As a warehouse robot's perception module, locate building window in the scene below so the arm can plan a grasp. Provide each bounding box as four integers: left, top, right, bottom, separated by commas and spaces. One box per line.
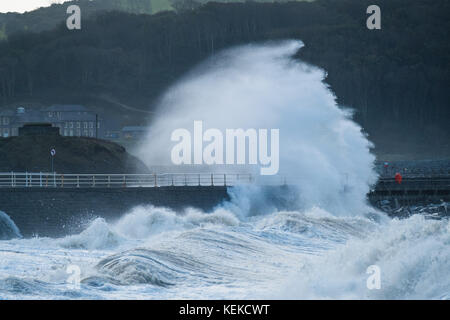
76, 129, 81, 136
77, 122, 81, 128
64, 129, 68, 136
83, 130, 88, 136
70, 122, 74, 128
97, 122, 100, 129
3, 128, 9, 137
3, 117, 9, 125
89, 122, 94, 129
89, 129, 94, 137
48, 112, 52, 117
84, 122, 88, 129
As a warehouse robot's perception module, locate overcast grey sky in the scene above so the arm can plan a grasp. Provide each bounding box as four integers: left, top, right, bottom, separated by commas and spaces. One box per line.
0, 1, 71, 13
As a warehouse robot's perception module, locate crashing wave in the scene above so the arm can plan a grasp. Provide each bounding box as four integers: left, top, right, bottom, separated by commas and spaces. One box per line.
0, 211, 22, 240
58, 218, 124, 250
92, 248, 192, 286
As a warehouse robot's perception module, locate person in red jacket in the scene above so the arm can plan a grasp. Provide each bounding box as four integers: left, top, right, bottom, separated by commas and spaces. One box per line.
395, 172, 402, 184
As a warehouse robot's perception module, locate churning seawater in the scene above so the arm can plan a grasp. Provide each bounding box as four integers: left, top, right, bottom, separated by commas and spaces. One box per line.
0, 201, 449, 300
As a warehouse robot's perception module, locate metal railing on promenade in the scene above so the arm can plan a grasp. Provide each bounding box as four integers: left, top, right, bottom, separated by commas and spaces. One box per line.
1, 172, 449, 191
375, 176, 450, 191
0, 172, 254, 188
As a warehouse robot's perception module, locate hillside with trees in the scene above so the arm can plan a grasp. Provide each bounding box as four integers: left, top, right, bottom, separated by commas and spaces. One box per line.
0, 0, 449, 159
0, 0, 163, 38
0, 0, 309, 38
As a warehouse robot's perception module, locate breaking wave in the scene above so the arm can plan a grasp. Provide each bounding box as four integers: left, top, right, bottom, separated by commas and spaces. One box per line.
58, 205, 239, 250
137, 40, 378, 216
0, 211, 21, 240
275, 215, 450, 299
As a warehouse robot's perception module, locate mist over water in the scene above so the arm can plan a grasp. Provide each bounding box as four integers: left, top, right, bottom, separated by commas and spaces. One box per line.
137, 40, 378, 216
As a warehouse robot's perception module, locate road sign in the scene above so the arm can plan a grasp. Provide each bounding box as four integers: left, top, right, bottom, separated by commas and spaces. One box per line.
50, 148, 56, 157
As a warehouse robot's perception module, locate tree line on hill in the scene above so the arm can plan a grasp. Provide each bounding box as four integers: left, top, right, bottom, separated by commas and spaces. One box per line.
0, 0, 449, 158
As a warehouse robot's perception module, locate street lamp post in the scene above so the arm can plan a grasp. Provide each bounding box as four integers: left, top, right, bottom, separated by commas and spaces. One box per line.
50, 148, 56, 172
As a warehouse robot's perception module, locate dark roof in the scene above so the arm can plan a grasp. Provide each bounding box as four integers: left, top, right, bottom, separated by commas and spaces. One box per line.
43, 104, 89, 112
22, 123, 53, 127
56, 113, 97, 121
13, 110, 43, 123
1, 106, 101, 126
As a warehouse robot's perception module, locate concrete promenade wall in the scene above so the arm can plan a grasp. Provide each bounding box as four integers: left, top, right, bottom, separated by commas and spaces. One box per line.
0, 187, 229, 237
1, 180, 448, 238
